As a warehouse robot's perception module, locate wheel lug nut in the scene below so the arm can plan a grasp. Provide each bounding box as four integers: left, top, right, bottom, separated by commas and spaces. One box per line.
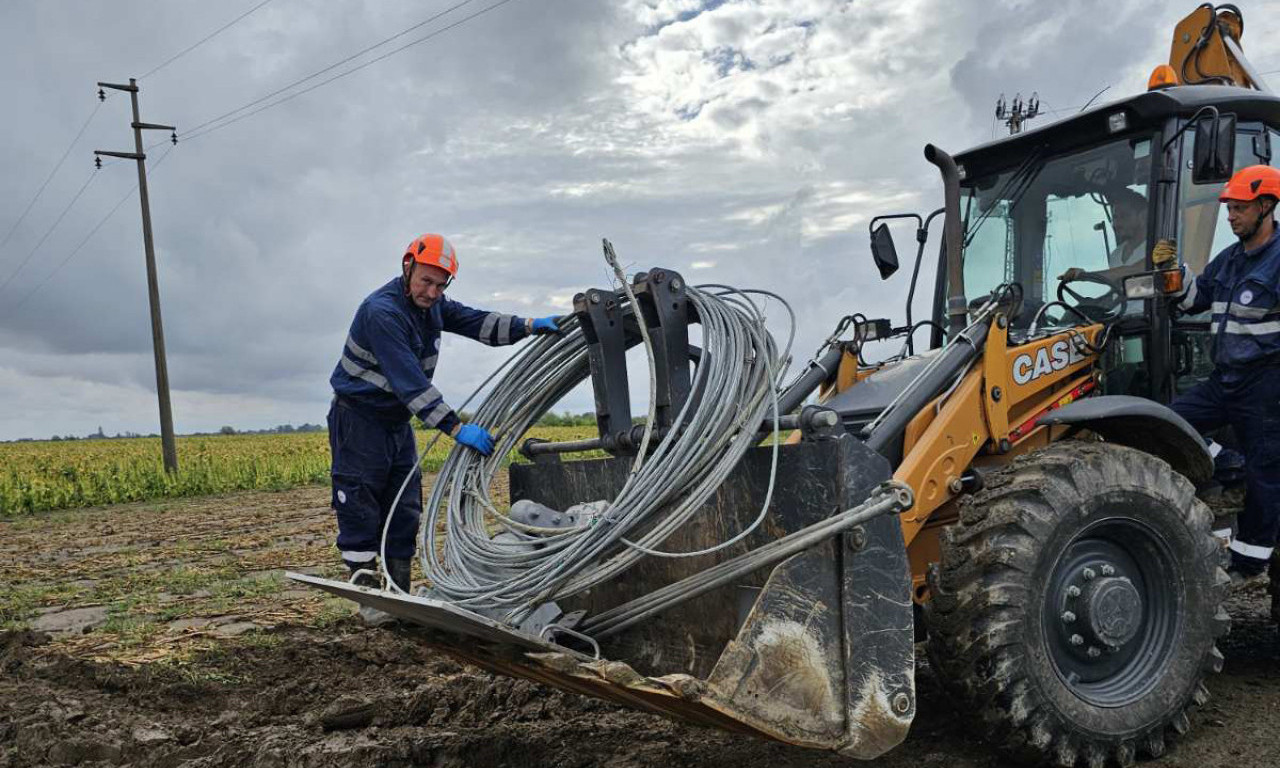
1061, 611, 1076, 623
1067, 586, 1081, 598
1082, 567, 1096, 581
1100, 565, 1115, 576
1087, 646, 1101, 658
1070, 634, 1084, 646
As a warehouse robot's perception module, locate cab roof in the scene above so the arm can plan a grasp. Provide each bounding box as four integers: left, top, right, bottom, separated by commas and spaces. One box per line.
954, 85, 1280, 180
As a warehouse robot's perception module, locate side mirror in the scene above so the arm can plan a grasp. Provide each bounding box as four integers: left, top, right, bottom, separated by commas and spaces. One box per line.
870, 222, 900, 280
1192, 112, 1237, 184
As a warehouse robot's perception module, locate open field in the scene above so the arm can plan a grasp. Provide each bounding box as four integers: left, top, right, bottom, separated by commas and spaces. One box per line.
3, 480, 1280, 767
0, 426, 596, 516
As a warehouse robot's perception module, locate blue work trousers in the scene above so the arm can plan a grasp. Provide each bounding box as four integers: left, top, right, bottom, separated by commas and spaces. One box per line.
327, 398, 422, 562
1171, 368, 1280, 566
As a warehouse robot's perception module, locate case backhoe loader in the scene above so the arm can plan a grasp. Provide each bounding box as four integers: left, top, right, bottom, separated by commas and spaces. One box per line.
292, 5, 1278, 766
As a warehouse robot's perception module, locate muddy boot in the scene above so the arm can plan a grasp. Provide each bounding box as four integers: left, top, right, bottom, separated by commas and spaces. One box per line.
344, 560, 380, 588
1228, 551, 1269, 591
345, 560, 395, 628
387, 558, 413, 594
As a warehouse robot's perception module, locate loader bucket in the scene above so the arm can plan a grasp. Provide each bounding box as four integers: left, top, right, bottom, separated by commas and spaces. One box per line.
288, 434, 916, 759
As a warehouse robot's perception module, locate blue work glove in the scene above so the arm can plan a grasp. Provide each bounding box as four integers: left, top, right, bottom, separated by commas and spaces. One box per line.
530, 316, 563, 336
454, 423, 494, 456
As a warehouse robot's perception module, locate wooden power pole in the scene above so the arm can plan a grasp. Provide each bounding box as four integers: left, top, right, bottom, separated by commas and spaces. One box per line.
94, 79, 180, 473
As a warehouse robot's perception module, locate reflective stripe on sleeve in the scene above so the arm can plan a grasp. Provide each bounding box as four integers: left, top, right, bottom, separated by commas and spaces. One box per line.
1226, 303, 1280, 320
1228, 538, 1274, 560
1180, 278, 1199, 311
407, 385, 442, 415
340, 355, 392, 391
341, 550, 378, 563
1213, 527, 1233, 541
1223, 319, 1280, 336
421, 402, 453, 428
480, 313, 499, 344
345, 335, 378, 364
420, 354, 438, 372
497, 314, 513, 344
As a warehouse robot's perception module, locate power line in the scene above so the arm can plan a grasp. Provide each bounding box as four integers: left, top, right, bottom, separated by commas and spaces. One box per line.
0, 170, 100, 298
182, 0, 517, 142
0, 100, 103, 252
139, 0, 278, 80
181, 0, 480, 136
7, 144, 176, 316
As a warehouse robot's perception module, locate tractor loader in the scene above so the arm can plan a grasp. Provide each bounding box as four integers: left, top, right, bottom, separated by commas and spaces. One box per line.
291, 5, 1278, 766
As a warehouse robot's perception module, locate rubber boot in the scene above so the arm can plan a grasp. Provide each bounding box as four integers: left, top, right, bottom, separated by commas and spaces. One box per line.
345, 560, 395, 627
344, 559, 380, 588
387, 558, 413, 594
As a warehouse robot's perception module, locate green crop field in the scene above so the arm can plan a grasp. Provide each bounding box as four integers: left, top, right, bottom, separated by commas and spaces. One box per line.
0, 426, 597, 517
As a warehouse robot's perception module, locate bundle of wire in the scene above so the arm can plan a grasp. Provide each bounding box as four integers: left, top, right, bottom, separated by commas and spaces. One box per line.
413, 275, 794, 623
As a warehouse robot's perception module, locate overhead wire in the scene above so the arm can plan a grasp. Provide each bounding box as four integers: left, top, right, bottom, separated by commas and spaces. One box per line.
139, 0, 278, 80
0, 99, 103, 253
0, 170, 100, 299
183, 0, 491, 140
5, 144, 177, 316
180, 0, 518, 143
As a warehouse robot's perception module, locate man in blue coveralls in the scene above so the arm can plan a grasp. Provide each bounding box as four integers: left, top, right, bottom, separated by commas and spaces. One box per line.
1172, 165, 1280, 584
328, 233, 561, 603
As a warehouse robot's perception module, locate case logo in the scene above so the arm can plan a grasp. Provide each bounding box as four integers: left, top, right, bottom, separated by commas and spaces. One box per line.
1012, 340, 1087, 385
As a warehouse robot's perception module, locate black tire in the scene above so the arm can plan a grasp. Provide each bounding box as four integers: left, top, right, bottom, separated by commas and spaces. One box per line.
925, 442, 1230, 767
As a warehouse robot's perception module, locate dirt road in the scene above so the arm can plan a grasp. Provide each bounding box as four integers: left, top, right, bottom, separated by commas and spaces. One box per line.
2, 485, 1279, 767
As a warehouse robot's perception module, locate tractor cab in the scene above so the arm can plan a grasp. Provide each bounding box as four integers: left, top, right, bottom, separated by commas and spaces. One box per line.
919, 85, 1280, 404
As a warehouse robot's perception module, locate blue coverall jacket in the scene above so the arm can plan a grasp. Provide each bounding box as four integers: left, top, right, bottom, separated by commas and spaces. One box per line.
1180, 230, 1280, 377
1172, 229, 1280, 565
327, 277, 530, 563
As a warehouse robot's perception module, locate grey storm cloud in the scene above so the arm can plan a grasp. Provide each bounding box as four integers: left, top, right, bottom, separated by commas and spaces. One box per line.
1, 0, 1277, 440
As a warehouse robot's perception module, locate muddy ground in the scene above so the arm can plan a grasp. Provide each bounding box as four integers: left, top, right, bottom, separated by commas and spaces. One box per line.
3, 484, 1280, 768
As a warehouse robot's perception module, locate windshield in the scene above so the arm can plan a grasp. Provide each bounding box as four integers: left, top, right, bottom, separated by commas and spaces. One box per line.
960, 135, 1154, 325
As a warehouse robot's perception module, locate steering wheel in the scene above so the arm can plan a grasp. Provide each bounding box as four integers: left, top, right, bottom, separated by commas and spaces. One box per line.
1056, 270, 1123, 320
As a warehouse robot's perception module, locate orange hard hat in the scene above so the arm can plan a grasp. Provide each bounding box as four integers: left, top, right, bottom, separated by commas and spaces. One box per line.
1219, 165, 1280, 202
402, 233, 459, 277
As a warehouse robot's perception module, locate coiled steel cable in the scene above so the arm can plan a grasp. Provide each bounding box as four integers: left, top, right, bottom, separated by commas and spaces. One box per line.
410, 277, 793, 622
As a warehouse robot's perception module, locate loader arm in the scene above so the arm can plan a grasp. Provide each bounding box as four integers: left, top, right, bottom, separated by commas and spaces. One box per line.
883, 316, 1105, 599
1168, 4, 1270, 91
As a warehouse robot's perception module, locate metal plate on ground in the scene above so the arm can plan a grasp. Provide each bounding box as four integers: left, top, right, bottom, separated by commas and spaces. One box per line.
285, 572, 583, 657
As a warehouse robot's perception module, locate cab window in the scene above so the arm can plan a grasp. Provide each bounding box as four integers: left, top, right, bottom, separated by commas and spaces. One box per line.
961, 135, 1153, 325
1178, 123, 1270, 280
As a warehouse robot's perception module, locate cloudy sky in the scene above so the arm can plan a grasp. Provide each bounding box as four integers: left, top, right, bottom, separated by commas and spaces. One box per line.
1, 0, 1278, 441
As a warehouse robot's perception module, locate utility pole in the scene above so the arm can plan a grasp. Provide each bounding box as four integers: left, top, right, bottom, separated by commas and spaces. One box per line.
995, 92, 1041, 135
94, 79, 180, 473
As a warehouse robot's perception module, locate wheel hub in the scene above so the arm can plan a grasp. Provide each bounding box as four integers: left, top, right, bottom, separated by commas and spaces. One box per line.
1079, 576, 1143, 649
1043, 514, 1184, 707
1058, 561, 1144, 656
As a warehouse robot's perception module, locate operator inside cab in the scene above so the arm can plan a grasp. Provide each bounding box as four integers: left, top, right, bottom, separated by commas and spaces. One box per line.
1059, 187, 1168, 286
327, 233, 561, 617
1172, 165, 1280, 584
